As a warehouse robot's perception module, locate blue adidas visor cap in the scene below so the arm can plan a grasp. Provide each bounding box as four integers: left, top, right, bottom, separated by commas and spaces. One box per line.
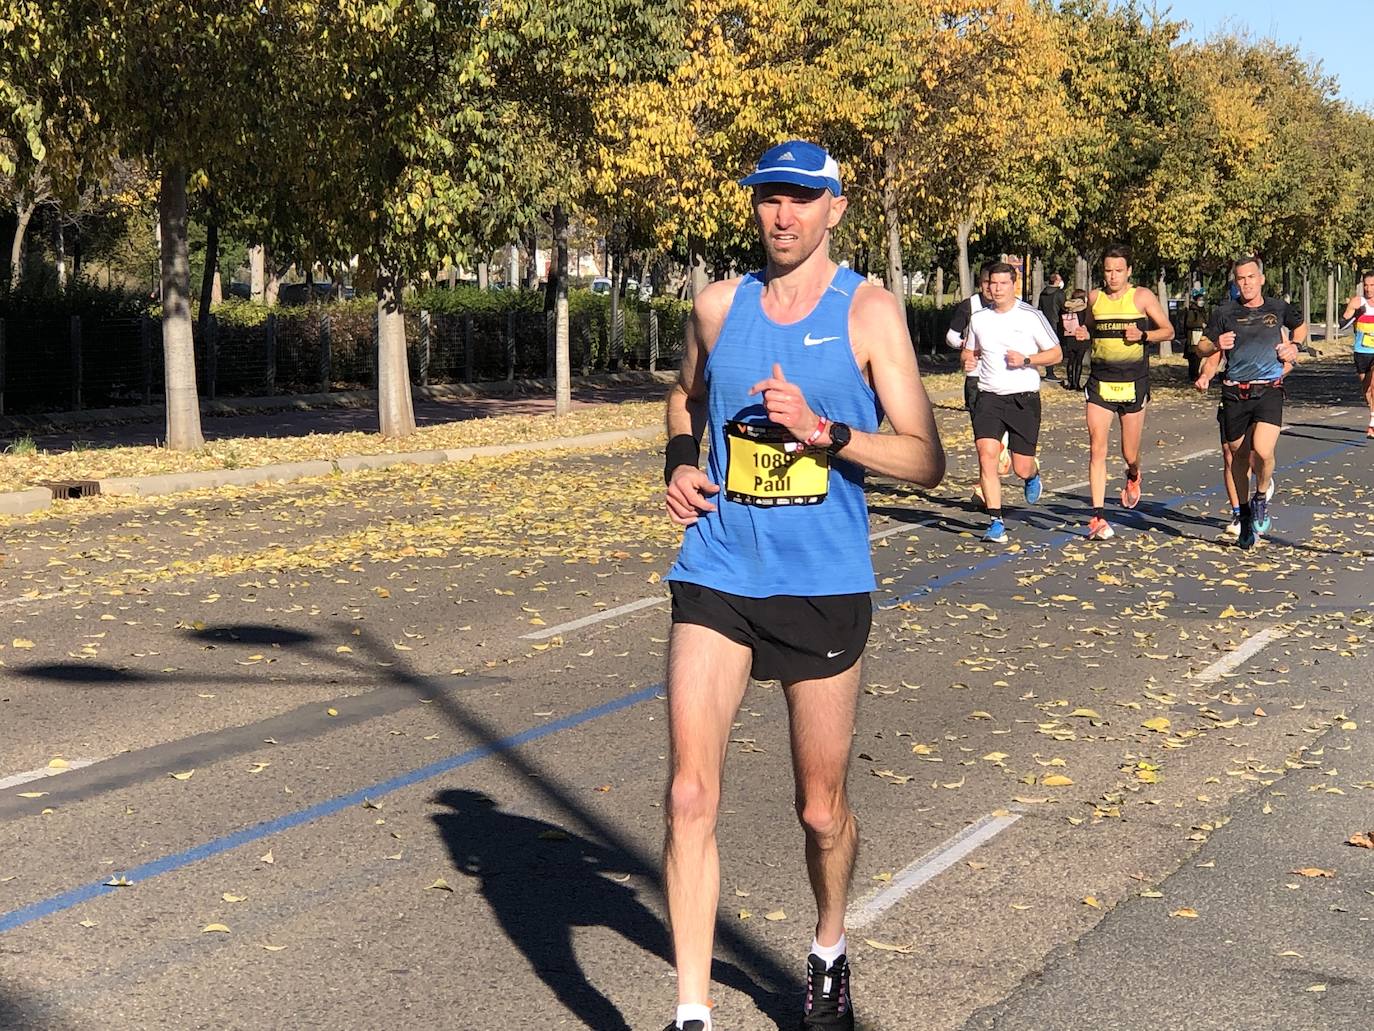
739, 140, 843, 197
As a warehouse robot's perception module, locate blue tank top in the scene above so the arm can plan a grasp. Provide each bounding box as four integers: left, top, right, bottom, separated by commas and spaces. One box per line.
666, 267, 882, 598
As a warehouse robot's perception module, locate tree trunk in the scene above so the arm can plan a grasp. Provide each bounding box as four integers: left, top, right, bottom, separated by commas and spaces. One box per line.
553, 204, 571, 416
71, 224, 83, 282
689, 234, 708, 298
882, 170, 904, 301
956, 219, 973, 298
159, 164, 205, 451
9, 201, 35, 289
265, 258, 281, 306
53, 217, 67, 289
1075, 254, 1090, 291
508, 243, 519, 288
608, 246, 621, 370
477, 260, 489, 291
934, 267, 944, 304
198, 218, 218, 337
211, 268, 223, 305
523, 226, 540, 290
249, 244, 266, 303
376, 267, 416, 437
1302, 268, 1311, 331
1326, 266, 1337, 342
1031, 257, 1044, 302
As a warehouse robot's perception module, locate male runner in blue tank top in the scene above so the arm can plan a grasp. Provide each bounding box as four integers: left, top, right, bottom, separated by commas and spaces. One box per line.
1195, 256, 1304, 549
659, 140, 945, 1031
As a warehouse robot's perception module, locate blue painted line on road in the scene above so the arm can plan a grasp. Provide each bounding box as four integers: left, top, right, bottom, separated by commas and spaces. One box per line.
879, 434, 1363, 609
0, 682, 664, 935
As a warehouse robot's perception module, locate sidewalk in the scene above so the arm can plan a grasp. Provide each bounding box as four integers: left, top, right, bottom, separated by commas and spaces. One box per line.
6, 372, 678, 452
0, 373, 686, 518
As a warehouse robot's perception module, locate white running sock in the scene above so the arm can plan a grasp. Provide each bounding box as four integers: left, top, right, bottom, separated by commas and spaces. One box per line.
811, 932, 847, 964
676, 1002, 712, 1029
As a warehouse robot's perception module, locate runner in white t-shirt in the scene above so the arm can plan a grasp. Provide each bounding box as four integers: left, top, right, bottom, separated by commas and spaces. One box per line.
962, 262, 1062, 543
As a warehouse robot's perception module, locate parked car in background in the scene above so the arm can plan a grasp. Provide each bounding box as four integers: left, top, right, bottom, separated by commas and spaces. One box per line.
590, 277, 612, 295
280, 281, 356, 305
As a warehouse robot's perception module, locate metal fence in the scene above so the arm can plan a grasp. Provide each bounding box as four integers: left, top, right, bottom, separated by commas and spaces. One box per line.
0, 305, 689, 417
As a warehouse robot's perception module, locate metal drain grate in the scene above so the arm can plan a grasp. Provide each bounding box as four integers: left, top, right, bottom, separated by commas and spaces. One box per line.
39, 480, 102, 500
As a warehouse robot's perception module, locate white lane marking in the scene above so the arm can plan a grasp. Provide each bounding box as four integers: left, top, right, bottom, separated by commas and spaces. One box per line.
0, 759, 99, 791
1190, 625, 1288, 685
869, 517, 940, 542
520, 595, 669, 640
1050, 449, 1214, 499
848, 809, 1023, 930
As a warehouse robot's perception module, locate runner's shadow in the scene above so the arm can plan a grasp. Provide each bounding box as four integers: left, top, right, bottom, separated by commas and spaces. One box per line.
430, 789, 782, 1030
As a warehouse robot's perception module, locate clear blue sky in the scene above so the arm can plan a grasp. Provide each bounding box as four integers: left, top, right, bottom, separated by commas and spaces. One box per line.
1169, 1, 1372, 110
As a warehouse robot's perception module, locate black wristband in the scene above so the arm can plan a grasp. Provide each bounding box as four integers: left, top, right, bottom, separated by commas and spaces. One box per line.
664, 434, 700, 485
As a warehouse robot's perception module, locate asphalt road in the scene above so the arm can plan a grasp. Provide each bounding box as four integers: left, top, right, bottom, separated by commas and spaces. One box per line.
1, 360, 1372, 1030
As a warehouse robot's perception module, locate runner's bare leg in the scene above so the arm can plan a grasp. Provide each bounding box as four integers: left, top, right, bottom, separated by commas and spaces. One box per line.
784, 663, 863, 946
664, 623, 753, 1006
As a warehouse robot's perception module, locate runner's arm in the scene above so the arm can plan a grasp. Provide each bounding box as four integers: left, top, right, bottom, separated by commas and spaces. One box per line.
1019, 309, 1062, 368
664, 282, 734, 525
1134, 288, 1173, 344
1195, 348, 1223, 389
828, 285, 945, 486
945, 300, 971, 349
1283, 302, 1309, 348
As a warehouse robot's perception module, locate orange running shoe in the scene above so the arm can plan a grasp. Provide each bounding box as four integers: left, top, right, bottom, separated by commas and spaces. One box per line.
1086, 515, 1115, 540
1121, 473, 1142, 509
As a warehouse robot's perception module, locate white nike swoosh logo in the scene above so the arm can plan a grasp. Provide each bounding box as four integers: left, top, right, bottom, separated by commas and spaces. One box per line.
804, 334, 840, 347
826, 649, 845, 658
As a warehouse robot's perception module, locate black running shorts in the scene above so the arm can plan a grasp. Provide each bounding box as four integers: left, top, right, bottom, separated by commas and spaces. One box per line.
971, 390, 1041, 455
964, 375, 979, 417
669, 581, 872, 683
1085, 375, 1150, 415
1355, 352, 1374, 377
1218, 383, 1283, 442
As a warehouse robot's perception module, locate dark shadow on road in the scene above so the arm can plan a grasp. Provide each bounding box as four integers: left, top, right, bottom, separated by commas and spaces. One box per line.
350, 626, 796, 1028
16, 664, 152, 683
0, 977, 60, 1030
431, 789, 779, 1031
188, 624, 315, 647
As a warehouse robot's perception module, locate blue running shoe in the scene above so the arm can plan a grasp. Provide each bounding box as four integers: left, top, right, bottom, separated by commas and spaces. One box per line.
1024, 473, 1043, 505
1251, 492, 1271, 535
1238, 518, 1257, 550
983, 517, 1008, 543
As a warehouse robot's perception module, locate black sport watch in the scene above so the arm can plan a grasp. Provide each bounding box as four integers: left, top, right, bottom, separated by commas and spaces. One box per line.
826, 421, 852, 455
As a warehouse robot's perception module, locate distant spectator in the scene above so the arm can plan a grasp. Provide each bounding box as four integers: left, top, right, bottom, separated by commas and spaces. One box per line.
1038, 273, 1066, 381
1183, 287, 1209, 380
1059, 288, 1090, 391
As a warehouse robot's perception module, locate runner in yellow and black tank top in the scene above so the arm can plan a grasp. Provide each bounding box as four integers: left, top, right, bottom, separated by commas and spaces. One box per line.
1088, 289, 1150, 409
1072, 245, 1171, 541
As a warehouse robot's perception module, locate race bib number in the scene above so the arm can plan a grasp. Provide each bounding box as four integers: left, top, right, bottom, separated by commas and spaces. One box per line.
725, 422, 829, 507
1098, 380, 1136, 402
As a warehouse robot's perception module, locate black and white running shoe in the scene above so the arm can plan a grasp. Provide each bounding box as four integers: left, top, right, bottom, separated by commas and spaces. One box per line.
802, 952, 854, 1030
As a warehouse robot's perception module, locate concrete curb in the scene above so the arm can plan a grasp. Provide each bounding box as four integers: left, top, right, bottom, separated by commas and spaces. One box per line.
1, 426, 665, 512
0, 487, 55, 516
